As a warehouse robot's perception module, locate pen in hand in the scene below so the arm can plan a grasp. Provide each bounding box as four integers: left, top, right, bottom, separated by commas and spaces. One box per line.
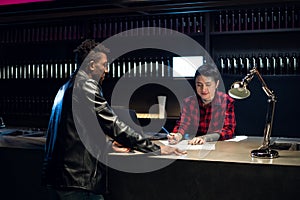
161, 126, 174, 140
163, 128, 182, 145
161, 126, 175, 144
161, 126, 170, 135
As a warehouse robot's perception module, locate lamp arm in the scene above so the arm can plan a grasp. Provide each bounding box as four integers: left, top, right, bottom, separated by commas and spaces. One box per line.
252, 68, 277, 150
241, 67, 256, 85
254, 67, 276, 99
260, 97, 276, 149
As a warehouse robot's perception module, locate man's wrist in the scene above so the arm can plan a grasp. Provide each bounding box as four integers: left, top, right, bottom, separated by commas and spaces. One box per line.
176, 132, 183, 141
203, 133, 220, 142
200, 136, 206, 142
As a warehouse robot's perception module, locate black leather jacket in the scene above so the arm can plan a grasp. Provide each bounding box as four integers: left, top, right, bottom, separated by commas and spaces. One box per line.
42, 69, 160, 194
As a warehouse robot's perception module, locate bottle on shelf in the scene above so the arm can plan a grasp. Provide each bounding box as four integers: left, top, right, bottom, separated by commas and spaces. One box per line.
160, 57, 165, 78
244, 54, 251, 73
143, 57, 148, 77
238, 10, 242, 31
284, 6, 289, 29
195, 14, 203, 33
167, 57, 172, 78
244, 10, 250, 30
270, 8, 275, 29
226, 55, 232, 74
225, 10, 229, 31
122, 58, 127, 78
138, 57, 143, 77
117, 59, 121, 78
257, 9, 262, 30
277, 7, 281, 29
238, 54, 245, 75
149, 57, 154, 77
250, 53, 257, 72
250, 9, 255, 30
219, 56, 226, 74
111, 61, 116, 78
219, 11, 224, 32
285, 53, 292, 74
155, 57, 159, 78
270, 53, 277, 75
264, 8, 270, 29
291, 53, 299, 74
231, 10, 236, 31
257, 53, 265, 74
232, 55, 239, 74
127, 58, 132, 78
278, 53, 286, 74
264, 53, 271, 75
185, 15, 192, 34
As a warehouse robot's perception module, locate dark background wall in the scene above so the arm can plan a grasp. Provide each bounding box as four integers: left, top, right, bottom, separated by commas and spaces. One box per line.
0, 0, 300, 138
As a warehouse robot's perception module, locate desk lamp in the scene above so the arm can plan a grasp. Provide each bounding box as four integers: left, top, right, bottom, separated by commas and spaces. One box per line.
228, 66, 279, 158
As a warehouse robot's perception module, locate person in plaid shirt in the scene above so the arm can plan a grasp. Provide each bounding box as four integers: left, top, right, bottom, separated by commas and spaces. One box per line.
168, 64, 236, 145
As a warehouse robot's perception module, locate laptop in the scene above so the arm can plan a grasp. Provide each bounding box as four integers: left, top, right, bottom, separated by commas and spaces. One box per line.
112, 107, 167, 140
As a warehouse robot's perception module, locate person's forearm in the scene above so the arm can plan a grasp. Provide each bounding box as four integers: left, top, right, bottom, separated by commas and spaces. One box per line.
203, 133, 220, 142
88, 83, 160, 153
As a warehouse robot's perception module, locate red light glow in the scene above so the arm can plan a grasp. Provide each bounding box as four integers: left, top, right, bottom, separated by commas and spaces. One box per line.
0, 0, 53, 6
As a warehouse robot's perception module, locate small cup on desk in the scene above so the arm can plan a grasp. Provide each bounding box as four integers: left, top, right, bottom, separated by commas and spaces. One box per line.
0, 117, 5, 128
157, 96, 166, 119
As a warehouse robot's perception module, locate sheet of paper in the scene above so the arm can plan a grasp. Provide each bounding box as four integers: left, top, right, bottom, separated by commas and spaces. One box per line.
225, 135, 248, 142
274, 137, 300, 144
159, 140, 215, 151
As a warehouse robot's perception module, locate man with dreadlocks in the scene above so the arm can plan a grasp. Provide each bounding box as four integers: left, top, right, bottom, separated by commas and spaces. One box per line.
42, 39, 186, 200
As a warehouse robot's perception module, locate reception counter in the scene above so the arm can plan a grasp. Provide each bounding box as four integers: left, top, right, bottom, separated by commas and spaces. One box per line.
106, 137, 300, 200
0, 134, 299, 200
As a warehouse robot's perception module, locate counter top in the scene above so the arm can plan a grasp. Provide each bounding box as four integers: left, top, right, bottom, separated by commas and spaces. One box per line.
108, 136, 300, 168
1, 128, 299, 167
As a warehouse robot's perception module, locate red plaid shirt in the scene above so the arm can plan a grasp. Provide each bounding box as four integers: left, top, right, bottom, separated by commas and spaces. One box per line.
172, 91, 236, 140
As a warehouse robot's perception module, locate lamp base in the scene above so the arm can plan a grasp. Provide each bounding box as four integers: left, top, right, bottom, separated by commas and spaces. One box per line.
251, 148, 279, 159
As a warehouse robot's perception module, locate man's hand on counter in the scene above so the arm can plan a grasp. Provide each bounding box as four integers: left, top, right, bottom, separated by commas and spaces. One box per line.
111, 140, 187, 156
112, 141, 132, 153
160, 145, 187, 155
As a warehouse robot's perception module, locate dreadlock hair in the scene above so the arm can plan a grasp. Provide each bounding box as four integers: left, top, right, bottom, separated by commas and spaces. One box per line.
73, 39, 110, 68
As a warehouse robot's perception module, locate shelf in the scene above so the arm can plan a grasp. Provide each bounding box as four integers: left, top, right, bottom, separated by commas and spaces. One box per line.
136, 113, 161, 119
1, 0, 300, 129
210, 28, 300, 35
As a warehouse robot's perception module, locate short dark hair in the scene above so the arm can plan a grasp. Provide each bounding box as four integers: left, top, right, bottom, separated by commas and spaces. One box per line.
194, 63, 220, 83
